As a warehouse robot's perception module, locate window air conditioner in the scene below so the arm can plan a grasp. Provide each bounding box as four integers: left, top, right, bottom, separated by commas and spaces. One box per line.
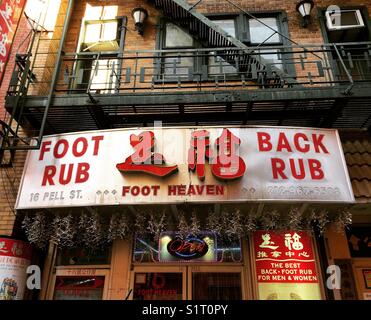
326, 9, 365, 31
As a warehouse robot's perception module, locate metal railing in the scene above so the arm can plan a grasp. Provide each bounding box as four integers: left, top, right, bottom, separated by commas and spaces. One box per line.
7, 42, 371, 98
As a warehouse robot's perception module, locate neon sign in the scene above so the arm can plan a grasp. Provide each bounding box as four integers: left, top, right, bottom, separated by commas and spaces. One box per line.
159, 232, 216, 262
167, 236, 209, 260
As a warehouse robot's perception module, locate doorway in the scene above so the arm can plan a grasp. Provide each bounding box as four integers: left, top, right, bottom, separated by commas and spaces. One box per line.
130, 265, 246, 300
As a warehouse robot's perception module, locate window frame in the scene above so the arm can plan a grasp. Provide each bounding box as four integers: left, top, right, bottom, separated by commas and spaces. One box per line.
70, 16, 127, 93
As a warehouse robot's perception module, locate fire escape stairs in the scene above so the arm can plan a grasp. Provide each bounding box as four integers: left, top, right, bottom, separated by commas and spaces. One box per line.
148, 0, 298, 87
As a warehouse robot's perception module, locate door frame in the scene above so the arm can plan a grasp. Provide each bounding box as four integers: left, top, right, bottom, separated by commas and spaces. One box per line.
130, 264, 247, 300
187, 264, 247, 300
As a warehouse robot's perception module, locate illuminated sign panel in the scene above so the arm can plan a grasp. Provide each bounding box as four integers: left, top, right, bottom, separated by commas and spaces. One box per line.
253, 231, 322, 300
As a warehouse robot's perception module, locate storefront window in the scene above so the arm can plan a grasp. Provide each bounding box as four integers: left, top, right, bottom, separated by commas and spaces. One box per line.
192, 273, 242, 300
53, 276, 105, 300
133, 273, 183, 300
56, 247, 111, 266
133, 233, 242, 263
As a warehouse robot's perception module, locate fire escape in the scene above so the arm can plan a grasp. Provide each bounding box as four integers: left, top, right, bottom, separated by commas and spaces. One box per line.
1, 0, 371, 165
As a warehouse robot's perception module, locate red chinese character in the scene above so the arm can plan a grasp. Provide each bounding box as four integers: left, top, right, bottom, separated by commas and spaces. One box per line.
188, 130, 213, 180
116, 131, 178, 177
188, 129, 246, 180
211, 129, 246, 179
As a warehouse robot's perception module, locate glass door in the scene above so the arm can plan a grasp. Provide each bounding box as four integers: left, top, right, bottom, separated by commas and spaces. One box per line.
131, 266, 187, 300
187, 266, 246, 300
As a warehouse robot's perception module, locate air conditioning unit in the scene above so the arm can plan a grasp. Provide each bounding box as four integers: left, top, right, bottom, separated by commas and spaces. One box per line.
326, 9, 365, 31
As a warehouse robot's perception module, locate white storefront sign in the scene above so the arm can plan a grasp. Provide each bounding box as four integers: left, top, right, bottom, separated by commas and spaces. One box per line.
16, 126, 354, 209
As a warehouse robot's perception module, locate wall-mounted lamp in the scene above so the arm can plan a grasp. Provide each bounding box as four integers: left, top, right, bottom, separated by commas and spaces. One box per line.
132, 7, 148, 36
296, 0, 314, 28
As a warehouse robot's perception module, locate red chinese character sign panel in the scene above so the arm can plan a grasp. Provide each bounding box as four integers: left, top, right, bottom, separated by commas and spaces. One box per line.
0, 238, 32, 300
0, 0, 26, 84
253, 231, 322, 300
16, 126, 354, 209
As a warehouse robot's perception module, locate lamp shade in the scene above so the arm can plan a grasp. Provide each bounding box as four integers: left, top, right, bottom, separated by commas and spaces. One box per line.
132, 7, 148, 35
132, 7, 148, 25
296, 0, 314, 18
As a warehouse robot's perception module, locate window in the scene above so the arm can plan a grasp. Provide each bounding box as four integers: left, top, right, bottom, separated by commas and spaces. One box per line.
212, 19, 236, 37
161, 23, 195, 80
208, 18, 238, 76
69, 5, 126, 93
249, 17, 280, 44
326, 9, 365, 30
156, 12, 291, 80
81, 19, 120, 52
24, 0, 61, 31
246, 16, 284, 70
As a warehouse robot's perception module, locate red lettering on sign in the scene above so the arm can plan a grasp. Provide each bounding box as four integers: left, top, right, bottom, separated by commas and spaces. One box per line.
211, 128, 246, 180
42, 165, 56, 186
168, 185, 177, 196
312, 134, 329, 154
122, 185, 161, 196
257, 132, 272, 151
206, 185, 214, 195
289, 158, 305, 180
271, 158, 288, 180
294, 133, 310, 153
72, 138, 88, 157
178, 185, 186, 196
53, 139, 69, 159
152, 185, 160, 196
92, 136, 104, 156
116, 131, 178, 177
258, 132, 329, 155
75, 163, 90, 183
60, 164, 74, 185
188, 129, 245, 180
277, 132, 293, 152
216, 185, 224, 195
308, 159, 324, 180
39, 141, 52, 160
131, 186, 140, 196
188, 130, 212, 180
